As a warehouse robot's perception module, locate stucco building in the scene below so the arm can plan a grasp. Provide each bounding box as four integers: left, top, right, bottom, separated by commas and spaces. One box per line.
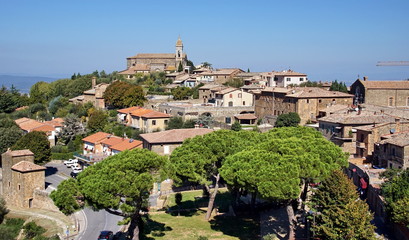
117, 106, 171, 133
140, 128, 213, 155
255, 87, 354, 125
69, 77, 109, 109
119, 37, 187, 78
350, 77, 409, 107
1, 149, 45, 208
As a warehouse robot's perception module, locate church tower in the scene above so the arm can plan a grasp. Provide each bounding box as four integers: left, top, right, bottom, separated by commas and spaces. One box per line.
175, 36, 184, 68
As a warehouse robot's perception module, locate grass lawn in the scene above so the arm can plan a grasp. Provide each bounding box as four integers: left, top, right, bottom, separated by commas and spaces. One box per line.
144, 190, 259, 240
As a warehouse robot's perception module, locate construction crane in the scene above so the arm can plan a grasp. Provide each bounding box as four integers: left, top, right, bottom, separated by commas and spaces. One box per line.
376, 61, 409, 66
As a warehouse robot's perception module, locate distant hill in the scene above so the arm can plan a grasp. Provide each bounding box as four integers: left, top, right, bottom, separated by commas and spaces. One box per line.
0, 75, 59, 94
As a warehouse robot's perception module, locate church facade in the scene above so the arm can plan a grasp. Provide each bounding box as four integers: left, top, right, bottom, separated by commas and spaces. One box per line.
119, 37, 188, 78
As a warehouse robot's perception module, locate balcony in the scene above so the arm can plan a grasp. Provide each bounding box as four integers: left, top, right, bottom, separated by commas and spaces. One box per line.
356, 142, 366, 148
74, 152, 108, 165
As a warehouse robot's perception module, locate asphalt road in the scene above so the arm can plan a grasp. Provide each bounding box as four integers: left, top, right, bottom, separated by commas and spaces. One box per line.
45, 162, 123, 239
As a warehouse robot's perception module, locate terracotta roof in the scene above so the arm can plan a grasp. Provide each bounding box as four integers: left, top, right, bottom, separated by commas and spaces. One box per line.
198, 84, 224, 90
118, 106, 141, 114
272, 70, 307, 76
215, 87, 239, 95
234, 114, 257, 120
45, 120, 63, 128
380, 132, 409, 147
15, 117, 31, 124
69, 95, 84, 101
141, 111, 171, 119
52, 118, 64, 123
318, 113, 397, 125
32, 124, 55, 132
127, 107, 170, 118
100, 136, 123, 146
110, 139, 142, 151
12, 161, 46, 172
128, 53, 186, 59
119, 64, 150, 74
5, 149, 34, 157
16, 118, 46, 131
140, 128, 214, 144
14, 106, 28, 111
212, 68, 243, 75
359, 80, 409, 89
82, 132, 110, 144
261, 87, 353, 98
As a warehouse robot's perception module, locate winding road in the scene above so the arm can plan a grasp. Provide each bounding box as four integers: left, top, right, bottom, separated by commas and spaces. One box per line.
45, 162, 122, 239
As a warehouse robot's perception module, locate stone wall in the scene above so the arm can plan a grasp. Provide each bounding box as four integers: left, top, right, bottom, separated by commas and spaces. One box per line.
32, 189, 60, 211
150, 143, 180, 156
159, 104, 255, 123
366, 89, 409, 107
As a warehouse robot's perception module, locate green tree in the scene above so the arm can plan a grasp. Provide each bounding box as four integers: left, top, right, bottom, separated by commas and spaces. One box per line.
165, 117, 196, 130
275, 112, 301, 127
223, 78, 244, 88
51, 149, 168, 240
0, 197, 9, 224
201, 62, 212, 69
58, 114, 85, 144
29, 81, 51, 104
186, 60, 196, 71
23, 221, 46, 239
170, 130, 260, 220
12, 131, 51, 164
310, 170, 376, 240
104, 81, 146, 108
230, 121, 242, 131
381, 168, 409, 227
48, 96, 69, 115
50, 178, 83, 215
177, 62, 183, 72
171, 87, 192, 100
87, 109, 108, 132
0, 118, 23, 154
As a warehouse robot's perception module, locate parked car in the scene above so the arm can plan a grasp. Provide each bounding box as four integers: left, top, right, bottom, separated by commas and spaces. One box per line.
64, 159, 78, 167
70, 171, 78, 178
98, 231, 113, 240
71, 163, 82, 171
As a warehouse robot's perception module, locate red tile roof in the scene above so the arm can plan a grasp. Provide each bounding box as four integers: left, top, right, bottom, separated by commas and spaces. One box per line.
12, 161, 46, 172
5, 149, 34, 157
234, 114, 257, 120
359, 80, 409, 89
100, 136, 124, 146
140, 128, 214, 144
117, 106, 141, 114
110, 139, 142, 151
82, 132, 110, 144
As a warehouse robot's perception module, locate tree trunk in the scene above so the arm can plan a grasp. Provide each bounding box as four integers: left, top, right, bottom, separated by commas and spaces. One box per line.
286, 203, 296, 240
128, 212, 142, 240
250, 191, 257, 210
205, 173, 220, 221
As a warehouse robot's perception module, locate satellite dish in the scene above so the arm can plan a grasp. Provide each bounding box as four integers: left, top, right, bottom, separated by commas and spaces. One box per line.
390, 128, 395, 134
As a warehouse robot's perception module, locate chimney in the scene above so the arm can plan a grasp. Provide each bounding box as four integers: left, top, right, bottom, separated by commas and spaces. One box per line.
395, 118, 401, 132
92, 76, 97, 88
363, 76, 368, 81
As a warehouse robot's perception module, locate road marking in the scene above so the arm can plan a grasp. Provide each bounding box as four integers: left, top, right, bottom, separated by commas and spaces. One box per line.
76, 209, 88, 240
103, 211, 108, 231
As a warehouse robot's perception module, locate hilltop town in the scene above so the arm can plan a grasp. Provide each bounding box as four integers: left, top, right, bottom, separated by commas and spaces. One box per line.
0, 37, 408, 240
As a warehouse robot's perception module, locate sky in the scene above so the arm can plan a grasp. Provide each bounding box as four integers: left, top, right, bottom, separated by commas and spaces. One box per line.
1, 0, 408, 85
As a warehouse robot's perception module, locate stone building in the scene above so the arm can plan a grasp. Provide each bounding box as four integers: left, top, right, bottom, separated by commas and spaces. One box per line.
350, 77, 409, 107
117, 106, 171, 133
255, 87, 354, 125
140, 128, 213, 155
373, 131, 409, 169
69, 77, 109, 109
158, 102, 255, 124
119, 37, 188, 78
1, 149, 45, 208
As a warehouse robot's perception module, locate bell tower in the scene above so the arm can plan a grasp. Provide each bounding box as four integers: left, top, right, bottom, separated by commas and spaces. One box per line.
175, 36, 183, 67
